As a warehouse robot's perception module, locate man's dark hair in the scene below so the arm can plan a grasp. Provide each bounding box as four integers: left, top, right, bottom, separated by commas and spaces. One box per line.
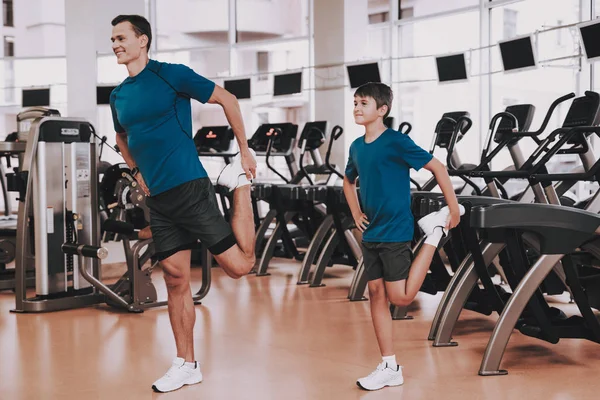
354, 82, 393, 119
112, 15, 152, 52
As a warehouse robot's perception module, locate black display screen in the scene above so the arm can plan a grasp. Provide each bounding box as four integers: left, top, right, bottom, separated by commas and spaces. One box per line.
97, 85, 117, 105
435, 54, 467, 82
499, 36, 536, 72
274, 72, 302, 96
22, 88, 50, 107
579, 21, 600, 61
346, 63, 381, 88
224, 78, 251, 99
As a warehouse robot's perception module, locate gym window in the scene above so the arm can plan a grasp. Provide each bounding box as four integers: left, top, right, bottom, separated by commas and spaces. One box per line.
4, 35, 14, 57
257, 51, 269, 81
369, 12, 389, 24
399, 7, 413, 20
3, 0, 13, 27
503, 9, 517, 40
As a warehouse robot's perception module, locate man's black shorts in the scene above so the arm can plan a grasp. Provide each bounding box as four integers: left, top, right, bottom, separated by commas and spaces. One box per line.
146, 178, 236, 261
361, 241, 413, 282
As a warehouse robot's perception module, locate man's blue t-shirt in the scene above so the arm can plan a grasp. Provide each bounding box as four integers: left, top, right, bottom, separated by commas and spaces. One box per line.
345, 128, 433, 243
110, 59, 215, 195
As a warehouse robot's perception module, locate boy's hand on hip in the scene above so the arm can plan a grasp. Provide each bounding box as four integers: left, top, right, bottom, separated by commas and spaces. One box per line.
240, 148, 257, 180
445, 209, 461, 230
353, 212, 369, 232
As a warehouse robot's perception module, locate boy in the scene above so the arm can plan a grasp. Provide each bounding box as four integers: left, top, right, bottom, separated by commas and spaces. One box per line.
343, 82, 464, 391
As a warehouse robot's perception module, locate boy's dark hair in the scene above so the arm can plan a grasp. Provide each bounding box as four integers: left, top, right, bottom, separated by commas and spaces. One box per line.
354, 82, 393, 119
112, 15, 152, 52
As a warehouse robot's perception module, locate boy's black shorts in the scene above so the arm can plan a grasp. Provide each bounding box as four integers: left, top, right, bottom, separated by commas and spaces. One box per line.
361, 241, 413, 282
146, 178, 237, 261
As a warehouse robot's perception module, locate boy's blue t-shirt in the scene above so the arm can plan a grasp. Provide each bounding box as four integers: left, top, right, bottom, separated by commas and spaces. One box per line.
110, 59, 215, 195
345, 128, 433, 243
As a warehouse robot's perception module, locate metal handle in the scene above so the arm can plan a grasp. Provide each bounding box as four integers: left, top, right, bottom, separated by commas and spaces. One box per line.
62, 243, 108, 260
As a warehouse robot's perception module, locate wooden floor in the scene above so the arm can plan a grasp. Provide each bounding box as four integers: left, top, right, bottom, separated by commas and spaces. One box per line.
1, 259, 600, 399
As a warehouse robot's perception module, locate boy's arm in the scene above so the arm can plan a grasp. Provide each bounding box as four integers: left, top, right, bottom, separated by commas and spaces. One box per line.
423, 158, 461, 229
343, 176, 369, 232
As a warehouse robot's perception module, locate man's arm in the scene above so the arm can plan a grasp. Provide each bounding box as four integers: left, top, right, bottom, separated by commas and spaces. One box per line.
115, 132, 150, 196
207, 85, 256, 179
115, 132, 136, 169
423, 158, 460, 229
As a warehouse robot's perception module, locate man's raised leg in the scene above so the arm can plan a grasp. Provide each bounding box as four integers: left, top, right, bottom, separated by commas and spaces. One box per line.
214, 185, 256, 279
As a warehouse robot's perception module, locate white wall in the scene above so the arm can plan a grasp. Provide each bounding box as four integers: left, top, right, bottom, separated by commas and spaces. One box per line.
155, 0, 306, 39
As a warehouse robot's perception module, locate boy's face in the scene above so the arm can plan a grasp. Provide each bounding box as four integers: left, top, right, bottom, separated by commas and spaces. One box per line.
353, 95, 388, 126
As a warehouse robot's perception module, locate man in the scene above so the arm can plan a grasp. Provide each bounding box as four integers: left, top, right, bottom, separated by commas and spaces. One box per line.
109, 14, 257, 393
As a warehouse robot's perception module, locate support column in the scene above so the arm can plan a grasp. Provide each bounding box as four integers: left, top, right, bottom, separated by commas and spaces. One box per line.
479, 0, 490, 164
65, 0, 97, 126
147, 0, 158, 54
313, 0, 369, 169
228, 0, 238, 75
65, 0, 146, 127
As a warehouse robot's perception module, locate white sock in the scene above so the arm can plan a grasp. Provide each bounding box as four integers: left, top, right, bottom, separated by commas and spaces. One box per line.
424, 227, 445, 247
184, 361, 197, 370
382, 355, 397, 370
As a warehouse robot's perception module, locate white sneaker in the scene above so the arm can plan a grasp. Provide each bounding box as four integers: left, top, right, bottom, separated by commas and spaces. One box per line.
152, 357, 203, 393
357, 362, 404, 391
418, 204, 465, 237
217, 149, 256, 191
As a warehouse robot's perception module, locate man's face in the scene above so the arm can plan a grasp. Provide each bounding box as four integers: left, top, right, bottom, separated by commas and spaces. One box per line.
111, 21, 146, 65
353, 95, 386, 126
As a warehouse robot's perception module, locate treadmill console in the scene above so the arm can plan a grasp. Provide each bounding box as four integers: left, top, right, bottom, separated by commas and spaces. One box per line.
562, 93, 600, 144
249, 123, 298, 155
194, 126, 234, 154
298, 121, 328, 151
493, 104, 535, 144
435, 111, 470, 148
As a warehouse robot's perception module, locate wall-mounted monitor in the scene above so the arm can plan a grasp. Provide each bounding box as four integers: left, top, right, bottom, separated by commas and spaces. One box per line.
22, 88, 50, 107
97, 85, 118, 105
346, 62, 381, 88
498, 34, 537, 72
224, 78, 251, 99
578, 19, 600, 62
274, 72, 302, 96
435, 53, 468, 83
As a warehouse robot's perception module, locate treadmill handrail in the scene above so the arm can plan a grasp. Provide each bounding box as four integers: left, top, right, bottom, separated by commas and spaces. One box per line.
446, 116, 472, 171
265, 128, 290, 183
513, 92, 576, 138
480, 111, 519, 167
458, 125, 600, 180
325, 125, 344, 179
398, 122, 412, 135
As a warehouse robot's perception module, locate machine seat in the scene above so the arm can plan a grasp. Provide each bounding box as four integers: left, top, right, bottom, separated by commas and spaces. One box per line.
471, 203, 600, 254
